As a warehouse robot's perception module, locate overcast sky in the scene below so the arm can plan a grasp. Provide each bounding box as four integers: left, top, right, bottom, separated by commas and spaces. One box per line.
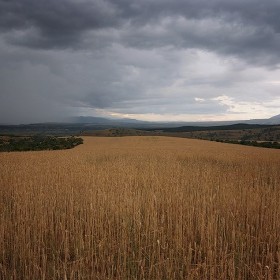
1, 0, 280, 124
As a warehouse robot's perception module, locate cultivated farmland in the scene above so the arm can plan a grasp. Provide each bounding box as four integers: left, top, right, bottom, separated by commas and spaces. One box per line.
1, 136, 280, 279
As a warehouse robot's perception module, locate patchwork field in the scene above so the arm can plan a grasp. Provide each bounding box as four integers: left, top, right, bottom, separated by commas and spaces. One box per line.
1, 136, 280, 279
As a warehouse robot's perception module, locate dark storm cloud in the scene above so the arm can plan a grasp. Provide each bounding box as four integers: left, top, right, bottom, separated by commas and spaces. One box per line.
1, 0, 280, 64
1, 0, 280, 123
116, 0, 280, 68
0, 0, 121, 48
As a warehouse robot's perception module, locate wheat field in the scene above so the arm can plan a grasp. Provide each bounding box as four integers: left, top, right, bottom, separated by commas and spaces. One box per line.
1, 136, 280, 279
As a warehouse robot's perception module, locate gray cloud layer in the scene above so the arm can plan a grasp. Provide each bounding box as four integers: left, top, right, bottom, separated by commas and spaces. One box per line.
1, 0, 280, 123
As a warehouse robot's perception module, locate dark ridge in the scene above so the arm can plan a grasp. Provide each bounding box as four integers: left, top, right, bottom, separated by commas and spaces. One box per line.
153, 123, 276, 133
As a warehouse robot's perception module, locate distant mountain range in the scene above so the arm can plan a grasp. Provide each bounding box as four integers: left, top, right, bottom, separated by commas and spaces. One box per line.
69, 114, 280, 127
71, 116, 149, 124
268, 114, 280, 121
0, 114, 279, 136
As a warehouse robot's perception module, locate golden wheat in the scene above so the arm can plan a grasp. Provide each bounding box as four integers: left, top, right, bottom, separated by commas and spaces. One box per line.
1, 136, 280, 279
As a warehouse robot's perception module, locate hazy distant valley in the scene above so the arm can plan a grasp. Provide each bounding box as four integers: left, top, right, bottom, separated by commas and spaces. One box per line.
1, 114, 280, 142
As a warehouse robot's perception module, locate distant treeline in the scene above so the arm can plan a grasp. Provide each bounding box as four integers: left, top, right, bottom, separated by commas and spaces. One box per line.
0, 136, 83, 152
159, 123, 275, 133
216, 139, 280, 149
